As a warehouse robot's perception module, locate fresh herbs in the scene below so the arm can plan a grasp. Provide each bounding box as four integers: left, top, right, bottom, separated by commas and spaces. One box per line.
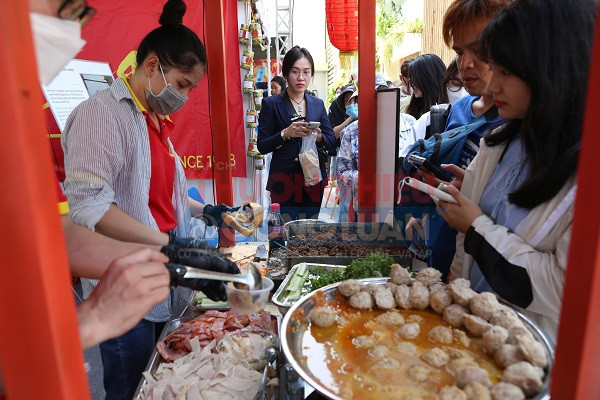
310, 252, 395, 291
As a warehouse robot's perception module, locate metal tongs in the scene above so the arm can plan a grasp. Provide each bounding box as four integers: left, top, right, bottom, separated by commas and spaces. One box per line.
165, 263, 263, 290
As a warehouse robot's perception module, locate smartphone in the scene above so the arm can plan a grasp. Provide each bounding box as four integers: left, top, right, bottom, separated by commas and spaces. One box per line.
407, 154, 450, 182
305, 121, 321, 130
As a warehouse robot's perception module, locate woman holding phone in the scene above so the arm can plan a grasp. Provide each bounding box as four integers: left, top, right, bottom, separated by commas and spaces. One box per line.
258, 46, 336, 221
440, 0, 596, 340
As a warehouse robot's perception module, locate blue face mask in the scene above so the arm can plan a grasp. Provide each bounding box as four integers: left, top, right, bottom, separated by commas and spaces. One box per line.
346, 103, 359, 119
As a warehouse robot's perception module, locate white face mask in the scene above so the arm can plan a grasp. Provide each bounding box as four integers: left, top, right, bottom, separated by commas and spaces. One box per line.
30, 13, 86, 85
447, 86, 469, 105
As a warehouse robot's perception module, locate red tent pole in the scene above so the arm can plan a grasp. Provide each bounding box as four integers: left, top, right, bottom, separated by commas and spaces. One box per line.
205, 0, 235, 246
0, 2, 89, 399
551, 5, 600, 398
357, 0, 377, 222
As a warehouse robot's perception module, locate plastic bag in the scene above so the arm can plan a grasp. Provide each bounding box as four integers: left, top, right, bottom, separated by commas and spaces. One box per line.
299, 132, 322, 186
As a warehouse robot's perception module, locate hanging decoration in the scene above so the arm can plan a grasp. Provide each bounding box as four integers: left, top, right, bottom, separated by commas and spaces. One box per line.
326, 0, 359, 70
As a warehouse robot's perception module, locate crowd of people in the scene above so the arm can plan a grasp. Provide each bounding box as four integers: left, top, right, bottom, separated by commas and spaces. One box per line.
5, 0, 597, 398
257, 0, 597, 343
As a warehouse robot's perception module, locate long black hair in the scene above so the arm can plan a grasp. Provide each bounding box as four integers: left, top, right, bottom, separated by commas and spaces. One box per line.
406, 54, 449, 120
136, 0, 207, 73
479, 0, 597, 209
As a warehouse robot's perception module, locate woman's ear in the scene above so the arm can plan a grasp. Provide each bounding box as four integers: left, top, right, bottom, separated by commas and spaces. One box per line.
143, 55, 159, 77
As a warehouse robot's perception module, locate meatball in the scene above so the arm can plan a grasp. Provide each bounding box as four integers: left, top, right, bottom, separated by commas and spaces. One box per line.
397, 322, 421, 339
374, 287, 397, 309
490, 307, 523, 330
394, 284, 411, 309
455, 365, 492, 389
368, 345, 390, 358
336, 315, 349, 327
490, 382, 526, 400
429, 282, 445, 295
338, 279, 363, 297
508, 325, 534, 345
430, 289, 453, 314
349, 291, 374, 310
421, 347, 449, 367
450, 285, 477, 307
443, 304, 469, 328
396, 341, 418, 356
501, 361, 544, 396
446, 358, 478, 377
444, 347, 473, 361
362, 283, 381, 296
352, 335, 375, 348
453, 329, 471, 347
516, 334, 548, 368
439, 386, 467, 400
428, 326, 453, 344
372, 358, 400, 370
391, 264, 412, 285
464, 381, 491, 400
384, 282, 398, 291
483, 325, 509, 353
494, 344, 524, 368
409, 282, 430, 310
310, 307, 338, 327
449, 278, 471, 289
416, 267, 442, 286
406, 314, 424, 324
407, 365, 432, 382
375, 311, 405, 326
463, 314, 492, 337
470, 292, 501, 321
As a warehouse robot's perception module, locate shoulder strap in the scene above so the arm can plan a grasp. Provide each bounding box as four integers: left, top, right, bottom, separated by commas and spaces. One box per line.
528, 185, 577, 248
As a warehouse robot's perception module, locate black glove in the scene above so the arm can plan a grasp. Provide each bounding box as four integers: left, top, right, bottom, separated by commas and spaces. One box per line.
202, 203, 239, 227
161, 246, 240, 301
168, 236, 213, 250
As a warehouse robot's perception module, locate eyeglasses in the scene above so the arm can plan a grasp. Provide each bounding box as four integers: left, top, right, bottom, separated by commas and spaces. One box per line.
58, 0, 97, 26
289, 69, 312, 79
447, 78, 464, 92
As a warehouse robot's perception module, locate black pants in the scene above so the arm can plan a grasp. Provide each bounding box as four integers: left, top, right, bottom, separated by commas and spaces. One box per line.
269, 173, 326, 222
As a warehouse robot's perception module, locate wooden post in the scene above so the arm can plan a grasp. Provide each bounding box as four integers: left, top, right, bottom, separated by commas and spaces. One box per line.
551, 5, 600, 398
357, 0, 376, 222
0, 2, 89, 399
204, 0, 235, 246
421, 0, 454, 65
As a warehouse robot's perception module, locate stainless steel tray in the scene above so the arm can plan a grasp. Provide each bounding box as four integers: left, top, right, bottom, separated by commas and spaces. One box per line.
133, 317, 192, 399
134, 313, 282, 399
272, 262, 346, 315
280, 278, 554, 400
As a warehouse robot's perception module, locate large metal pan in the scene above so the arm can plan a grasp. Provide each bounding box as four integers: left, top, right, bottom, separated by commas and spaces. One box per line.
280, 278, 553, 400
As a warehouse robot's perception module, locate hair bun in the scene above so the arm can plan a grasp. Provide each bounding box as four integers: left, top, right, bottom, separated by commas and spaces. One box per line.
159, 0, 186, 25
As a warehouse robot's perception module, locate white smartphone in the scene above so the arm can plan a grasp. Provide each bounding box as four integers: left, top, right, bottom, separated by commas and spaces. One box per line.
403, 177, 457, 204
305, 121, 321, 130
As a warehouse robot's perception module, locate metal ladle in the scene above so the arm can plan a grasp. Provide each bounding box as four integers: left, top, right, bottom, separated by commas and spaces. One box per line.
253, 346, 277, 400
166, 262, 263, 290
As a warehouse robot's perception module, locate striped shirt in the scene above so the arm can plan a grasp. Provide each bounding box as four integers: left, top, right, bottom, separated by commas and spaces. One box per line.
61, 77, 191, 322
338, 114, 416, 210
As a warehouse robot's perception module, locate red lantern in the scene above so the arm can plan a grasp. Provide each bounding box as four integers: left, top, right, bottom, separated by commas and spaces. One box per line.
326, 0, 359, 69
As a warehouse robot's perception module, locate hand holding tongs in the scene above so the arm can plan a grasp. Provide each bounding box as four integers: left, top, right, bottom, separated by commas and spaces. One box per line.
165, 263, 262, 291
